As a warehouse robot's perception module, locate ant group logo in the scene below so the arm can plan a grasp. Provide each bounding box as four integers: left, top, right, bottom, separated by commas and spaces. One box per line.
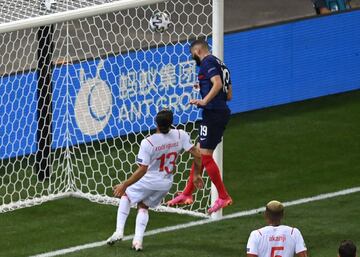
75, 60, 113, 136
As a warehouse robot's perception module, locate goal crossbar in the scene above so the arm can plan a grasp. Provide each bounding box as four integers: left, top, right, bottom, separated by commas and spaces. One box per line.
0, 0, 168, 34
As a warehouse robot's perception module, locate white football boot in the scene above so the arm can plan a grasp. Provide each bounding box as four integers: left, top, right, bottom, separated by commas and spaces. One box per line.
106, 231, 123, 245
131, 240, 143, 251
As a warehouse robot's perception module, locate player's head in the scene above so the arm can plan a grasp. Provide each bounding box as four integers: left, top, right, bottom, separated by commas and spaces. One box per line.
155, 109, 173, 134
338, 240, 357, 257
190, 38, 210, 66
264, 200, 284, 225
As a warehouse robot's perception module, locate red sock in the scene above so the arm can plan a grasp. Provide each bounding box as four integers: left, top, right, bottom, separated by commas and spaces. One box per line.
182, 162, 203, 196
202, 154, 229, 199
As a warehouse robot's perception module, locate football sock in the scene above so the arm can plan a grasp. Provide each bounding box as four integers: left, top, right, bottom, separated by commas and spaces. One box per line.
182, 163, 203, 196
202, 154, 229, 199
116, 195, 131, 233
134, 208, 149, 243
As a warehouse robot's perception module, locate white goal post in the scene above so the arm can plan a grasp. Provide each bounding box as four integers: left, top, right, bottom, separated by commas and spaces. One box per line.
0, 0, 224, 219
211, 0, 224, 220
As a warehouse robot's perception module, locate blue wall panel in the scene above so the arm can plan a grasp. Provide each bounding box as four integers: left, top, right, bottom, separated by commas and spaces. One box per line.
226, 10, 360, 113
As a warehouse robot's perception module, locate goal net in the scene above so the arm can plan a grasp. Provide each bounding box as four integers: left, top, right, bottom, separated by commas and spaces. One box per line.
0, 0, 214, 217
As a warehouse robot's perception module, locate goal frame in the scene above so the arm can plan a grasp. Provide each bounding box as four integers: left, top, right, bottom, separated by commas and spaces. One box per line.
0, 0, 225, 220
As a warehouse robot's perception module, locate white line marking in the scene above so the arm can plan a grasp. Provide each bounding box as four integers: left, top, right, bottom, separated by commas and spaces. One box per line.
30, 187, 360, 257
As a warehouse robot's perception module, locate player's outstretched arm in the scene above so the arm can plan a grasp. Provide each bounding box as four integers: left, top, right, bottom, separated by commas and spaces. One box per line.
188, 146, 203, 189
113, 165, 148, 197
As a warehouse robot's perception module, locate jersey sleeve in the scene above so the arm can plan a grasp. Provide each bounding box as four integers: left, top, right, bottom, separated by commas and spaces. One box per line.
204, 59, 221, 79
179, 130, 194, 152
293, 228, 307, 254
246, 231, 259, 255
137, 139, 153, 166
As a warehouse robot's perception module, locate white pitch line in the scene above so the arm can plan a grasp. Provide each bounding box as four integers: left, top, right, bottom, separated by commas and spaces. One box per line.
30, 186, 360, 257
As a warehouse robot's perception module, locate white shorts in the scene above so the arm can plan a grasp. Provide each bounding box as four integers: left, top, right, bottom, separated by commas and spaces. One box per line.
125, 180, 170, 208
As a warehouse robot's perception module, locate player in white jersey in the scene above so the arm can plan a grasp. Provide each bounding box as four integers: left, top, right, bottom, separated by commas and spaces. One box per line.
247, 200, 308, 257
106, 109, 202, 251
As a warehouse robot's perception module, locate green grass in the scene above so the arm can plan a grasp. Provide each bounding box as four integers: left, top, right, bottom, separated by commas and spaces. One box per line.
0, 198, 199, 257
0, 90, 360, 257
62, 192, 360, 257
224, 90, 360, 213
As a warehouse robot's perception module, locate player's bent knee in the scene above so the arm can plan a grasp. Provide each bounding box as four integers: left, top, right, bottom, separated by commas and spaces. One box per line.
199, 148, 214, 156
121, 194, 129, 201
138, 202, 149, 209
201, 154, 215, 165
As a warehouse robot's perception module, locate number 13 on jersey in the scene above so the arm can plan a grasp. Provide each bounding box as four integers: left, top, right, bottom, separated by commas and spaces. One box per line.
157, 152, 178, 174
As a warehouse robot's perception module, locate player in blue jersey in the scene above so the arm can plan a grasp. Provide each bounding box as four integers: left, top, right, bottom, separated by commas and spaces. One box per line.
167, 39, 233, 214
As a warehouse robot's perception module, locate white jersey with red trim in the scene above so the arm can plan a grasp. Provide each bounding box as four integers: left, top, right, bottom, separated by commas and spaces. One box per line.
136, 129, 194, 190
246, 225, 307, 257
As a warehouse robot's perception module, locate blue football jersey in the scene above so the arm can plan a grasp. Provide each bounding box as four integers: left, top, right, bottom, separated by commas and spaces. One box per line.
198, 55, 231, 110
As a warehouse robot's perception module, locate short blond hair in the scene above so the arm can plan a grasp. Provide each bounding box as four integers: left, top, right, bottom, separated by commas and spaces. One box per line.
265, 200, 284, 221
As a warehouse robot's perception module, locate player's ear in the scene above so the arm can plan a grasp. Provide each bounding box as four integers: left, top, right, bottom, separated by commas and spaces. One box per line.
196, 47, 201, 55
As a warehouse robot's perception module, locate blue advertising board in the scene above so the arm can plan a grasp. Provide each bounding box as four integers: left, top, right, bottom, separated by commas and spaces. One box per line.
0, 72, 38, 159
1, 10, 360, 159
52, 42, 200, 148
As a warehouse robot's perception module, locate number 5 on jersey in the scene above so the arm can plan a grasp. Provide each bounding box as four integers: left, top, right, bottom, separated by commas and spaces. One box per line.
271, 246, 284, 257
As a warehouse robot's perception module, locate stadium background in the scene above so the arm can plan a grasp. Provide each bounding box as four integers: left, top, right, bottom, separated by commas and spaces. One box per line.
0, 0, 360, 256
1, 2, 359, 160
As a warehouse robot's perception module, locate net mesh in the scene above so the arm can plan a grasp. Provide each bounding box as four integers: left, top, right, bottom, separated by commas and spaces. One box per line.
0, 0, 213, 217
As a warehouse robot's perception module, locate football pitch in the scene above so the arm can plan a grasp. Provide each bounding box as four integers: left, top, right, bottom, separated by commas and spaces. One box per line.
1, 90, 360, 257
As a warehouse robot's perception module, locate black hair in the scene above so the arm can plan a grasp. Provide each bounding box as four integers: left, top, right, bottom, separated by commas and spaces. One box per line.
190, 38, 209, 50
155, 109, 173, 134
339, 240, 357, 257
